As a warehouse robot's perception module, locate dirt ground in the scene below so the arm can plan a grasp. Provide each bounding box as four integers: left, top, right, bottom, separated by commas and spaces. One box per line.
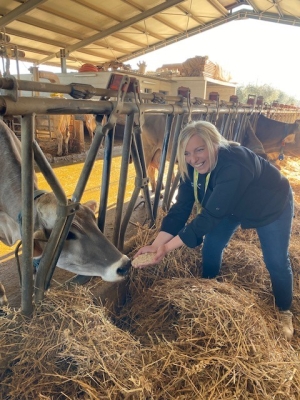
0, 135, 151, 309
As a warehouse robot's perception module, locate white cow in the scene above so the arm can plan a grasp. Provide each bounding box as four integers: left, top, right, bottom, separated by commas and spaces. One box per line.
0, 120, 131, 304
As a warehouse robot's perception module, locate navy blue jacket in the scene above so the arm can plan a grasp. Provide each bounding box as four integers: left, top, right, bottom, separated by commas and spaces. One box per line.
160, 145, 291, 248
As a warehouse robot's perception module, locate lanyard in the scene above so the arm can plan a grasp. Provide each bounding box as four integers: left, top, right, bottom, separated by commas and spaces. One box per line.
193, 169, 210, 214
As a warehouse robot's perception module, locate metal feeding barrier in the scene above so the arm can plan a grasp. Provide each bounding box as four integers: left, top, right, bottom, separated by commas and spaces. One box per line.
0, 75, 299, 315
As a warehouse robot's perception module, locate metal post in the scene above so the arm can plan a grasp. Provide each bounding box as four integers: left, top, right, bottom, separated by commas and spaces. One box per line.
60, 49, 67, 74
21, 114, 35, 316
112, 113, 134, 248
98, 127, 115, 232
153, 113, 174, 220
162, 114, 184, 211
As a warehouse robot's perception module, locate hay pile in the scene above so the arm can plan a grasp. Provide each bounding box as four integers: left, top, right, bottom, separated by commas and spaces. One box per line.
1, 156, 300, 399
0, 289, 145, 399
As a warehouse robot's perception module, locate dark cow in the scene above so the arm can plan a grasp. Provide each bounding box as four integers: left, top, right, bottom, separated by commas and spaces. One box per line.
142, 114, 300, 184
104, 112, 300, 193
243, 114, 300, 155
0, 120, 131, 303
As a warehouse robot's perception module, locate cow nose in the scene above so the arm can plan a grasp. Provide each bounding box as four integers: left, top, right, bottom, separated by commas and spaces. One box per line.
117, 260, 131, 277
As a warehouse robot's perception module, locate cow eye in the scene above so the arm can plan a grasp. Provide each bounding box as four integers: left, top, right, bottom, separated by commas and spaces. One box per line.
66, 231, 77, 240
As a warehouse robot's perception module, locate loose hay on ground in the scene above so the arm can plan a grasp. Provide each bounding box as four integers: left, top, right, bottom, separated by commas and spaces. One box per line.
116, 279, 300, 399
2, 156, 300, 399
0, 287, 146, 400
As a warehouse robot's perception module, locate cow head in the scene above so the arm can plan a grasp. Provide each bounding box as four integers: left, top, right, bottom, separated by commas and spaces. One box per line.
33, 193, 131, 282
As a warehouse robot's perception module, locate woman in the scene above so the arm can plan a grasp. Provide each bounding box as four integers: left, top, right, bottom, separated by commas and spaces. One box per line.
133, 120, 294, 340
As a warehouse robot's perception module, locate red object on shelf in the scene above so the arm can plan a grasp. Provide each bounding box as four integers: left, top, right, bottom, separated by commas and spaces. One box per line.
78, 63, 98, 72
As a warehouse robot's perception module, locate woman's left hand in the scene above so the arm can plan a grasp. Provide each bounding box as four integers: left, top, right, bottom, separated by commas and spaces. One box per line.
132, 244, 168, 268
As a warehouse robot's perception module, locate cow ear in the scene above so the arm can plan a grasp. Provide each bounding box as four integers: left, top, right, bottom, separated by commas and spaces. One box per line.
83, 200, 98, 213
35, 193, 57, 229
33, 229, 47, 258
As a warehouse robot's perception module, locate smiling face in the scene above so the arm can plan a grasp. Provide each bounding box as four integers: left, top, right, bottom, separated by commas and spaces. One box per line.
184, 134, 214, 174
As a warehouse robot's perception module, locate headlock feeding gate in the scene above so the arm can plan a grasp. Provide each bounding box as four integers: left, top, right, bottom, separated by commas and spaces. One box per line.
0, 75, 299, 315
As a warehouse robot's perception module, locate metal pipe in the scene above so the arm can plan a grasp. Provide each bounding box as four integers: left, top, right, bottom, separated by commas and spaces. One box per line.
98, 127, 115, 232
153, 114, 174, 220
112, 113, 134, 248
162, 114, 184, 211
133, 126, 154, 225
32, 141, 70, 301
0, 77, 183, 103
0, 94, 297, 121
118, 124, 156, 250
72, 123, 105, 203
20, 114, 35, 316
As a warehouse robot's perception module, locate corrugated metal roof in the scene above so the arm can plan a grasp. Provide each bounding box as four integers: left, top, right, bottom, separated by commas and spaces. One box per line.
0, 0, 299, 71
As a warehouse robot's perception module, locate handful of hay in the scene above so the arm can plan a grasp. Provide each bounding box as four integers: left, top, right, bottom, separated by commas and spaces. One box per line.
132, 252, 156, 267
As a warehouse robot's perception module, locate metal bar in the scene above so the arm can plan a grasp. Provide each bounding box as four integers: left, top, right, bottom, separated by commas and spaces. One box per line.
162, 114, 184, 211
98, 127, 115, 232
32, 141, 69, 301
72, 122, 105, 203
118, 131, 149, 251
133, 126, 154, 225
20, 114, 35, 316
0, 0, 48, 28
152, 113, 174, 220
0, 94, 298, 121
0, 77, 184, 103
112, 113, 134, 248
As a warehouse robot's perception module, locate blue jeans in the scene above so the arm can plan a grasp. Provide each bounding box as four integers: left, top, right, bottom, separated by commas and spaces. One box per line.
201, 188, 294, 311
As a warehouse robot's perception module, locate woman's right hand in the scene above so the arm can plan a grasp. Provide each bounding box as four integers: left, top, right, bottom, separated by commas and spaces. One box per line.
134, 245, 157, 258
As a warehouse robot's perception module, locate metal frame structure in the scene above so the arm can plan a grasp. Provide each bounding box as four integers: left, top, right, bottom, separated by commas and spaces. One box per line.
1, 75, 299, 315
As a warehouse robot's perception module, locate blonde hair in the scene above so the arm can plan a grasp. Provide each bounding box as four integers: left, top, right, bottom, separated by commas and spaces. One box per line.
177, 120, 236, 180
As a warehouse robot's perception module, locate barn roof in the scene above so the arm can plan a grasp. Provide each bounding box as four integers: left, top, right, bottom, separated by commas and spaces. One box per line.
0, 0, 299, 71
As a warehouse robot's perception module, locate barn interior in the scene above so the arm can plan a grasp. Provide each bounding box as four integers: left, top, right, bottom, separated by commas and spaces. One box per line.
1, 1, 300, 398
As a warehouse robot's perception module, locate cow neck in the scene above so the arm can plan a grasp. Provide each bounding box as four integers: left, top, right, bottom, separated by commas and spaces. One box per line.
17, 190, 49, 230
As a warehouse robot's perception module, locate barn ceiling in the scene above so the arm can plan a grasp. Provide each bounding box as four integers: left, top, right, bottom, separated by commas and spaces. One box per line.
0, 0, 299, 72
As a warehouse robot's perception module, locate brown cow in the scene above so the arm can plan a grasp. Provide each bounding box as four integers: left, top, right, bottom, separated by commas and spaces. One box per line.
84, 114, 97, 140
140, 114, 176, 192
0, 120, 131, 306
52, 114, 73, 156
